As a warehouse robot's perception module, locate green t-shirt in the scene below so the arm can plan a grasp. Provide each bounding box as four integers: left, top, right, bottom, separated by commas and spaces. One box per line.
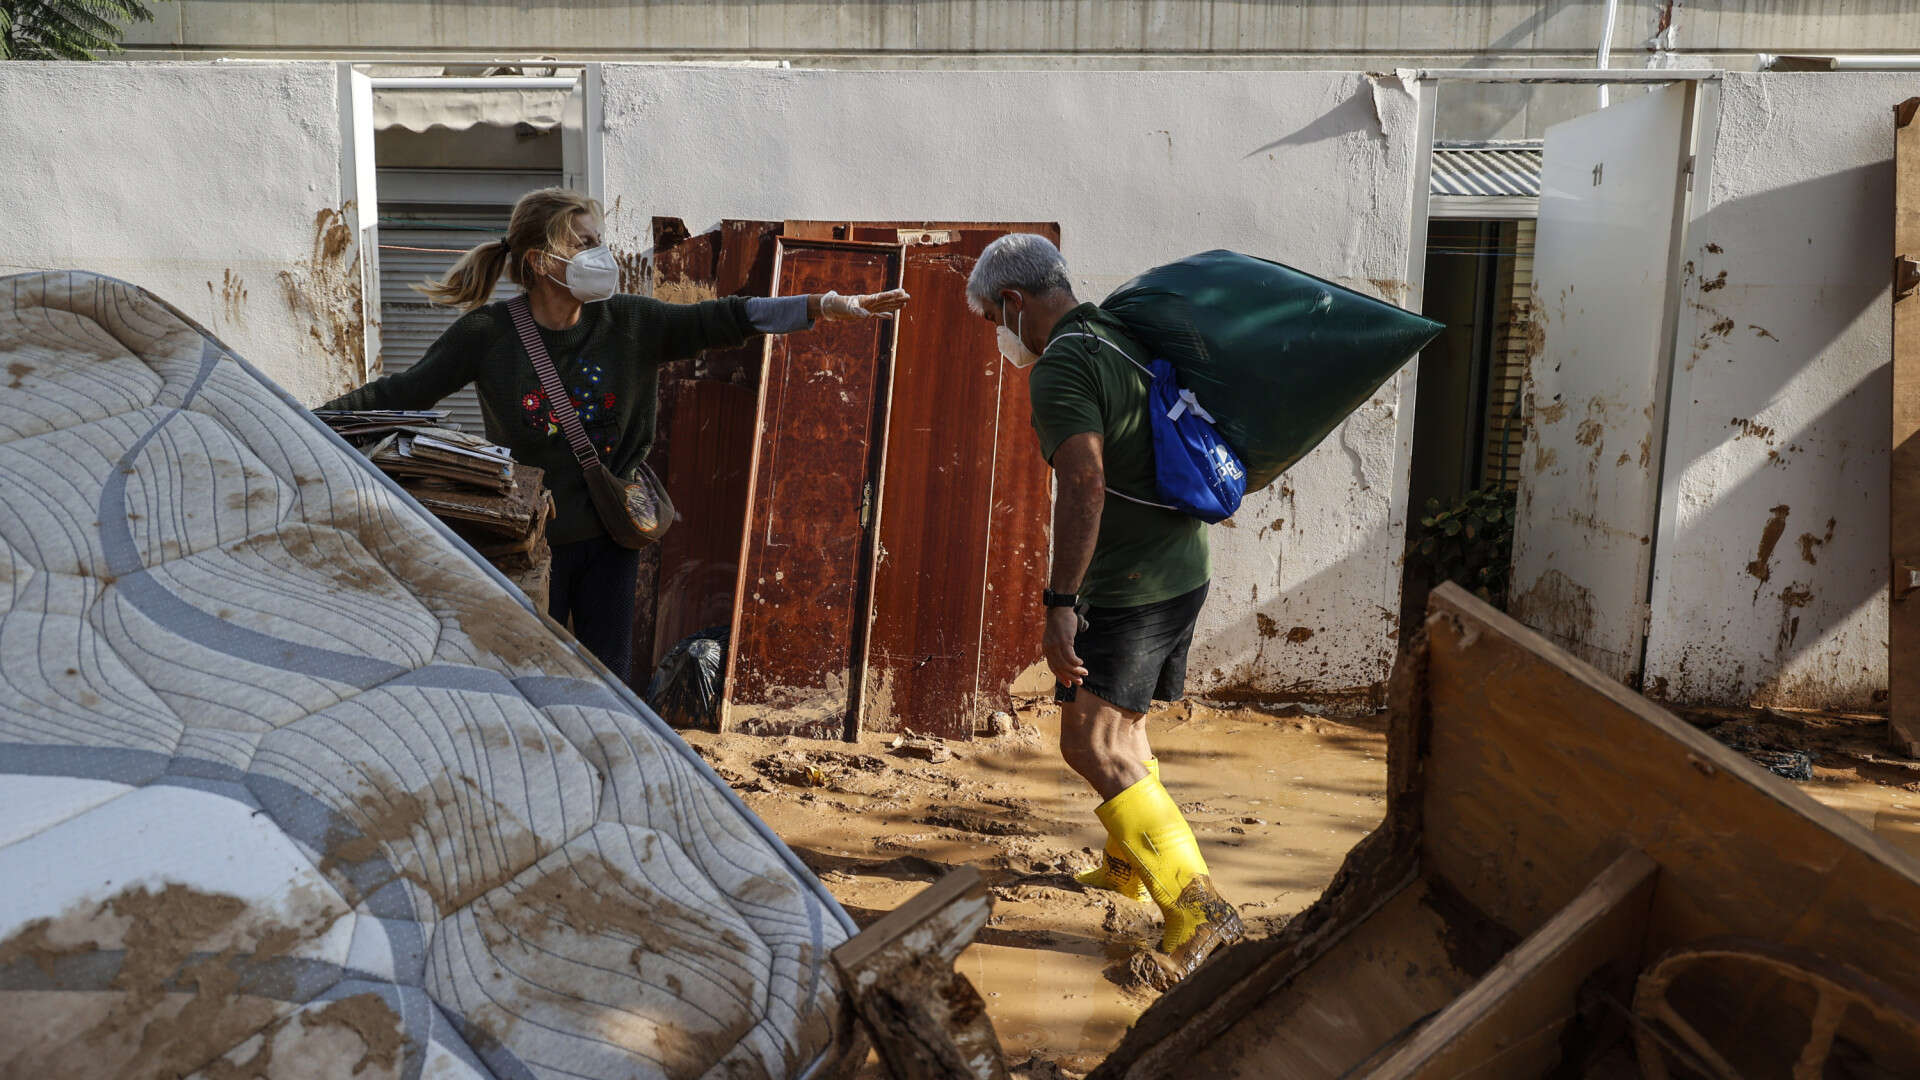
1028, 303, 1209, 608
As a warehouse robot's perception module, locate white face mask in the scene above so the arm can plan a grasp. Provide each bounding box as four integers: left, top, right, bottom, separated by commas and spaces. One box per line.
544, 244, 620, 303
997, 300, 1039, 368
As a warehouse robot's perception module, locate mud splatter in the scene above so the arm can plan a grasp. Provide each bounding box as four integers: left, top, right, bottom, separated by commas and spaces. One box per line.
1746, 505, 1791, 585
209, 269, 248, 326
1575, 419, 1604, 447
1798, 519, 1837, 565
1256, 614, 1280, 639
1731, 418, 1776, 442
1510, 569, 1596, 651
1776, 584, 1816, 651
277, 205, 367, 384
1700, 270, 1729, 292
1750, 325, 1779, 341
1535, 399, 1568, 425
1285, 627, 1315, 644
300, 992, 405, 1075
8, 361, 33, 388
1710, 317, 1735, 337
1705, 242, 1724, 255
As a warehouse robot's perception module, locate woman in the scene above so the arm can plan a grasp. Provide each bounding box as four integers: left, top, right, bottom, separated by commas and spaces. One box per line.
322, 188, 907, 681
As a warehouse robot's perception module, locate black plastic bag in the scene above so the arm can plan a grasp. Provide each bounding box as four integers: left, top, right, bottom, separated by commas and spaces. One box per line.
644, 626, 728, 730
1101, 250, 1444, 494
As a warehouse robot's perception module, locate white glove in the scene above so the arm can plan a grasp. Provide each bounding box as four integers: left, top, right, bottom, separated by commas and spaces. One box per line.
821, 289, 911, 321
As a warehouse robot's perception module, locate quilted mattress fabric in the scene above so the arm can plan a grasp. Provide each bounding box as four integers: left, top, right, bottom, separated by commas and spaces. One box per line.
0, 271, 856, 1080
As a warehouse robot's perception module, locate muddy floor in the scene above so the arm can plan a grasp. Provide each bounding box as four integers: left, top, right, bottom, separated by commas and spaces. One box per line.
686, 701, 1920, 1078
684, 700, 1389, 1078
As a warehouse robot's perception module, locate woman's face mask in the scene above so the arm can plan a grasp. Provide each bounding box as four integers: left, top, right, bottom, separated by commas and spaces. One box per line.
997, 298, 1039, 368
544, 244, 620, 303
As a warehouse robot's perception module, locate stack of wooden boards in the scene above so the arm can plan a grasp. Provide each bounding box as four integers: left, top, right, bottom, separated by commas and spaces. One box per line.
317, 409, 553, 607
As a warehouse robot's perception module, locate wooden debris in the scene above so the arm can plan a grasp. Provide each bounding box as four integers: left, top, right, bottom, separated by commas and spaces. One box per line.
832, 867, 1008, 1080
1091, 585, 1920, 1079
890, 733, 953, 764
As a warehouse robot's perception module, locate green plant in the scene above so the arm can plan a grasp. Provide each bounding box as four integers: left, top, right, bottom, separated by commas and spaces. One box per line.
2, 0, 164, 61
1411, 484, 1516, 607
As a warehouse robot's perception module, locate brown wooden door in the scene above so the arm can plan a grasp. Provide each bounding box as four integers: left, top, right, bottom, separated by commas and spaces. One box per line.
645, 218, 782, 687
721, 237, 904, 738
1893, 98, 1920, 755
784, 222, 1059, 738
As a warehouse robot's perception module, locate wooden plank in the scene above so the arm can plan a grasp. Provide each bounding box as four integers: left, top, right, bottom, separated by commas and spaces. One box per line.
722, 238, 903, 738
1181, 878, 1479, 1080
1892, 98, 1920, 756
1419, 583, 1920, 996
832, 867, 1008, 1080
1360, 849, 1657, 1079
783, 222, 1058, 737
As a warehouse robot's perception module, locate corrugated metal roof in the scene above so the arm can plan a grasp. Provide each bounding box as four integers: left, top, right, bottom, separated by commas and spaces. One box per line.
1431, 145, 1543, 197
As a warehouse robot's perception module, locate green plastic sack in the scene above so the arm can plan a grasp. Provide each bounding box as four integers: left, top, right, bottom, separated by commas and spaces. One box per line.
1101, 250, 1443, 495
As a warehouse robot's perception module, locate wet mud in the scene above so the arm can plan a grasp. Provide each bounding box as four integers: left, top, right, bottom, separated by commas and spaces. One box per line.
685, 699, 1389, 1077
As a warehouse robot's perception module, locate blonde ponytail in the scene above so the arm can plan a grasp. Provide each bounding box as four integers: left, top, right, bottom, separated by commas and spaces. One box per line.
415, 238, 512, 310
415, 187, 605, 312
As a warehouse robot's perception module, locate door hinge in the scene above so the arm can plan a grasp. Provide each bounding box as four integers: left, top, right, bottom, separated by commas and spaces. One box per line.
859, 482, 873, 528
1684, 154, 1696, 192
1897, 562, 1920, 601
1896, 255, 1920, 302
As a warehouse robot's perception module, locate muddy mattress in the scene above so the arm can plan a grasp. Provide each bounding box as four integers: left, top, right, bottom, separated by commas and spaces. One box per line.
0, 272, 855, 1079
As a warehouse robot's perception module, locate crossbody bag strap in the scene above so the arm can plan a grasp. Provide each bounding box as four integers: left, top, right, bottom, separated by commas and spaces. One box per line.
507, 294, 603, 473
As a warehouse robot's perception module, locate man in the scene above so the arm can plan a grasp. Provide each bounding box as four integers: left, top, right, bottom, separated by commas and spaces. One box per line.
967, 234, 1242, 978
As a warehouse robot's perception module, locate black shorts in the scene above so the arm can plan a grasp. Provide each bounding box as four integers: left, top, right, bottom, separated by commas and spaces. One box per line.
1056, 582, 1210, 714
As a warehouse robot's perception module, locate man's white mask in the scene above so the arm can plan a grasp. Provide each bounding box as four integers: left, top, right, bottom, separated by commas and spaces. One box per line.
997, 299, 1039, 368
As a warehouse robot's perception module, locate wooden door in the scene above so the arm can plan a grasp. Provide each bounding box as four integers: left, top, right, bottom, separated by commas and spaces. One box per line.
1892, 98, 1920, 755
784, 222, 1058, 738
644, 218, 782, 686
721, 238, 904, 738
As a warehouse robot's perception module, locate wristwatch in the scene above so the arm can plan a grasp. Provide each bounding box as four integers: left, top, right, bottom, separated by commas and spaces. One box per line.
1043, 589, 1079, 609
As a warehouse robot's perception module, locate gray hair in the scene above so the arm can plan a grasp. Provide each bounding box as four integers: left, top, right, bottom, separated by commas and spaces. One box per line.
966, 233, 1074, 315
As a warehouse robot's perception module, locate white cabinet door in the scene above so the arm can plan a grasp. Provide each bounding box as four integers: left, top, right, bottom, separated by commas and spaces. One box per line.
1508, 82, 1697, 684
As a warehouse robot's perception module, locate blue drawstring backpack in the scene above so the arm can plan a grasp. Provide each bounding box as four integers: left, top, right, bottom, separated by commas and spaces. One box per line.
1053, 333, 1247, 523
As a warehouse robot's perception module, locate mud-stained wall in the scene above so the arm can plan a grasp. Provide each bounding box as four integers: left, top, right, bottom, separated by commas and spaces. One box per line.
596, 67, 1423, 700
0, 62, 364, 406
1643, 72, 1916, 710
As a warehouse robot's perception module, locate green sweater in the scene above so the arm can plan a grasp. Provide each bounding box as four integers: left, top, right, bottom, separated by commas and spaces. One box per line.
323, 294, 758, 545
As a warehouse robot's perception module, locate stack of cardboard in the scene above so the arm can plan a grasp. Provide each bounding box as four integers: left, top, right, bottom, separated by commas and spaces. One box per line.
318, 411, 554, 608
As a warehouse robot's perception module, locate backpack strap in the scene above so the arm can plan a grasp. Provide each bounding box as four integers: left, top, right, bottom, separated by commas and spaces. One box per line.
1045, 330, 1179, 512
507, 294, 602, 473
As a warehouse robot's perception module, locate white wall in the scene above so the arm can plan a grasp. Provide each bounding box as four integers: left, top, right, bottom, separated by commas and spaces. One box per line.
596, 66, 1423, 699
0, 62, 365, 406
1643, 72, 1915, 710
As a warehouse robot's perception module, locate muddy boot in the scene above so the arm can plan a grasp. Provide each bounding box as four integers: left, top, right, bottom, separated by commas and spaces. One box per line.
1094, 770, 1245, 980
1074, 758, 1157, 903
1157, 874, 1244, 979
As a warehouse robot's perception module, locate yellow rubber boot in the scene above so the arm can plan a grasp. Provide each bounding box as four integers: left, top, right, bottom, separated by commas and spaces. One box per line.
1095, 771, 1245, 978
1074, 758, 1158, 903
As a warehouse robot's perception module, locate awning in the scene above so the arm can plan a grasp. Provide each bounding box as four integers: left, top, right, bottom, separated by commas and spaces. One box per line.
1430, 144, 1543, 197
374, 87, 569, 133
